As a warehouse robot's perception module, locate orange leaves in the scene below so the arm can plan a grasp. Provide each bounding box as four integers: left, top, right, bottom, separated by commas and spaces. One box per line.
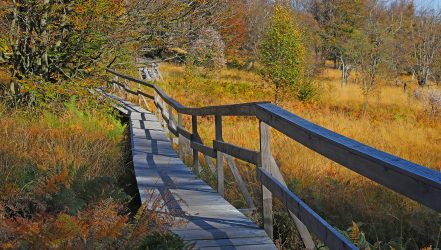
350, 221, 361, 245
39, 167, 70, 194
0, 199, 131, 248
87, 199, 128, 239
51, 213, 88, 246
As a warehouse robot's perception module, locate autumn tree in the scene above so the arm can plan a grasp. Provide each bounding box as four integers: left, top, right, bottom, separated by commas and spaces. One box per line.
4, 0, 126, 84
218, 0, 248, 58
296, 12, 323, 76
309, 0, 364, 86
409, 8, 441, 87
189, 27, 226, 70
382, 0, 415, 88
346, 0, 391, 112
259, 3, 306, 103
243, 0, 272, 69
126, 0, 239, 61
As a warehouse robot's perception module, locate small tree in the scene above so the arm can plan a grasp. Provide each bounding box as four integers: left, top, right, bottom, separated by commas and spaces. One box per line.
259, 3, 306, 103
189, 27, 226, 71
410, 9, 441, 88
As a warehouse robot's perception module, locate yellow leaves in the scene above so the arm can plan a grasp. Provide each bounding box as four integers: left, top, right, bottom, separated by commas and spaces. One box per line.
75, 5, 86, 14
350, 221, 361, 245
1, 241, 18, 249
420, 246, 433, 250
50, 213, 88, 246
88, 199, 128, 239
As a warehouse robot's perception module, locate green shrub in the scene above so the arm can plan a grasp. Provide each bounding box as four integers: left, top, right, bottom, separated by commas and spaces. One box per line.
296, 79, 318, 102
46, 164, 130, 215
259, 3, 306, 103
136, 232, 193, 250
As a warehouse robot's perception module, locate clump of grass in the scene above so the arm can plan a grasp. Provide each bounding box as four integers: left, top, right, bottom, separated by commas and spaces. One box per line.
0, 99, 126, 177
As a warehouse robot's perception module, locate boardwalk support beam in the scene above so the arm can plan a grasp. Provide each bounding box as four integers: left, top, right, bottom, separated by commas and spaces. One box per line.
259, 121, 273, 239
215, 115, 224, 197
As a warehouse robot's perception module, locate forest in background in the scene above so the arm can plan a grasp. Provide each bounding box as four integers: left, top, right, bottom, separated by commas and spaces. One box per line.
1, 0, 441, 249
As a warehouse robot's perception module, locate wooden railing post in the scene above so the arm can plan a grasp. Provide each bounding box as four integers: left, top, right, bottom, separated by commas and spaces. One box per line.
168, 105, 174, 148
137, 83, 141, 105
154, 92, 158, 115
124, 79, 128, 100
113, 74, 118, 91
192, 115, 200, 173
260, 121, 273, 239
215, 115, 224, 197
162, 100, 169, 134
178, 113, 184, 159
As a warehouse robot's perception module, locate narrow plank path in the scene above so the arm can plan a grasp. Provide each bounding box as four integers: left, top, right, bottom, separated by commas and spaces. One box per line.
99, 90, 276, 250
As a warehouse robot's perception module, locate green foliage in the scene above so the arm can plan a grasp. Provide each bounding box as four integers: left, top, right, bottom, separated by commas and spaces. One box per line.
313, 0, 365, 61
296, 78, 318, 101
0, 38, 9, 63
273, 211, 304, 249
46, 164, 130, 215
259, 3, 306, 103
63, 100, 126, 141
17, 163, 42, 192
136, 232, 194, 250
4, 0, 126, 82
337, 222, 372, 249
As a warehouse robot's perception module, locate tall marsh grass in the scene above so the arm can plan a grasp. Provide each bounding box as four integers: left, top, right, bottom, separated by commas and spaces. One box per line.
150, 63, 441, 248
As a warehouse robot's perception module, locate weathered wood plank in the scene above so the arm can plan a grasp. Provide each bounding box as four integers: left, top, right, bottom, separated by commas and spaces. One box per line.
188, 237, 274, 248
192, 115, 200, 173
200, 244, 277, 250
178, 102, 267, 116
174, 227, 268, 241
269, 154, 315, 249
256, 167, 356, 250
213, 140, 258, 165
191, 141, 216, 158
178, 126, 192, 140
224, 155, 255, 210
178, 113, 184, 159
107, 68, 269, 116
215, 115, 224, 197
259, 121, 273, 239
100, 91, 276, 249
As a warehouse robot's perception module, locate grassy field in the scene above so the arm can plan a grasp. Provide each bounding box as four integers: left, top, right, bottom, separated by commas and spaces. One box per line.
150, 63, 441, 249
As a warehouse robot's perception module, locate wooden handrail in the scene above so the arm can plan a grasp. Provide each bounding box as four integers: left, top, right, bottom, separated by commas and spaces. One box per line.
257, 167, 356, 250
106, 68, 441, 250
107, 68, 269, 116
255, 103, 441, 212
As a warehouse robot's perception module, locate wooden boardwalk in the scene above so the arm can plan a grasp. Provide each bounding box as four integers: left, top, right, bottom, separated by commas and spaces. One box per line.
102, 68, 441, 249
101, 91, 276, 250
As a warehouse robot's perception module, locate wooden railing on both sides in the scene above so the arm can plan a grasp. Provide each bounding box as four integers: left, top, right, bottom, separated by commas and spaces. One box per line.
106, 68, 441, 250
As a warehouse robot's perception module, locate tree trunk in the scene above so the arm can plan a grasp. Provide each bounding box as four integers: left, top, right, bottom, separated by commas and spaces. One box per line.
274, 83, 280, 105
41, 0, 50, 79
362, 95, 369, 116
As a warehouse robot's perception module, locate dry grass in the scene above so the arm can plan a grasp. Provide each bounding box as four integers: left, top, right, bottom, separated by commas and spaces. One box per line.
150, 63, 441, 248
0, 101, 126, 190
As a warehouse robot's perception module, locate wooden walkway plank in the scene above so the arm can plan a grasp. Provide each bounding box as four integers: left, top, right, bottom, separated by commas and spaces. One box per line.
101, 90, 276, 250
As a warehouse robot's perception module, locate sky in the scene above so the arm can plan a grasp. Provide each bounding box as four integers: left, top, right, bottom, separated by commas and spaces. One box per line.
413, 0, 441, 10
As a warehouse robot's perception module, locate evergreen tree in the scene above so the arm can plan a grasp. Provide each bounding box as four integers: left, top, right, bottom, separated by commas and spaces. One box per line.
259, 3, 306, 103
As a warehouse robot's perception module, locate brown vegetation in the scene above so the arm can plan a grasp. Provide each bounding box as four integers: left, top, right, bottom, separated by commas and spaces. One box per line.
152, 62, 441, 249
